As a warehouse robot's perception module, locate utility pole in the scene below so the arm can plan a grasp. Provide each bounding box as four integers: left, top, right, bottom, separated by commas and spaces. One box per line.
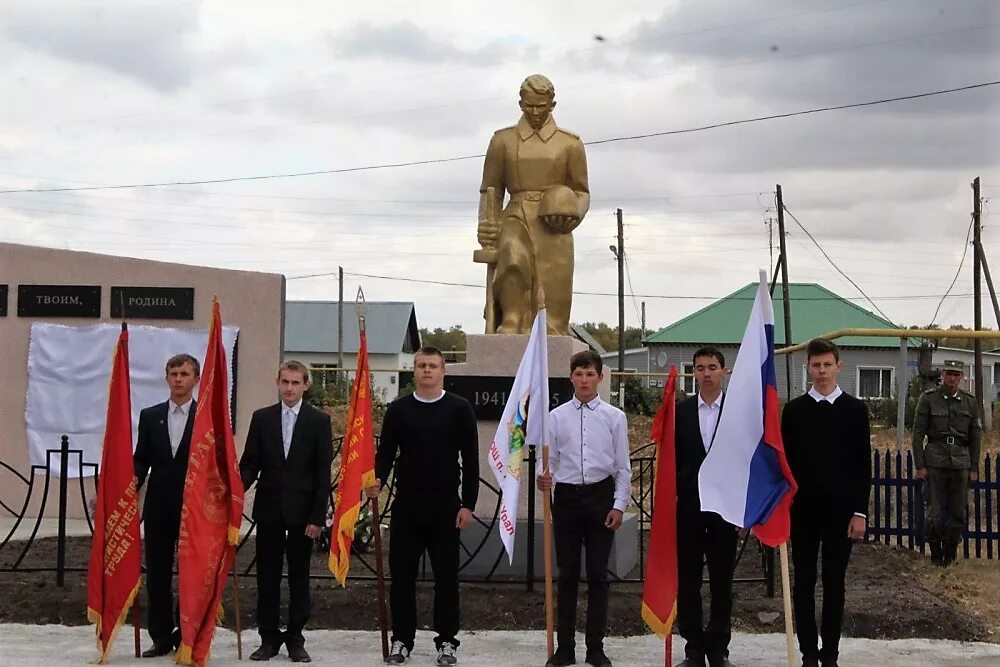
613, 209, 626, 404
776, 185, 794, 398
338, 266, 344, 397
973, 178, 986, 423
641, 301, 647, 339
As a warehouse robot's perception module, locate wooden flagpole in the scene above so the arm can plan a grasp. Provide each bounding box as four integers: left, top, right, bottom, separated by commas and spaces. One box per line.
231, 545, 243, 660
371, 495, 390, 660
542, 446, 554, 659
133, 593, 141, 657
779, 542, 795, 667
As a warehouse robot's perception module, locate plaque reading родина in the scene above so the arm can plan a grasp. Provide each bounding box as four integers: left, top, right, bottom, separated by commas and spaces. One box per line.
110, 286, 195, 320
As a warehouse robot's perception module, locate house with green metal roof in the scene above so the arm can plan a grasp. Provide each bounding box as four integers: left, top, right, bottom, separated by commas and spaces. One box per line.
642, 283, 921, 399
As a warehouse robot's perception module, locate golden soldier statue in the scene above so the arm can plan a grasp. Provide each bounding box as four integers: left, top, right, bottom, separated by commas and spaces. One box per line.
475, 74, 590, 336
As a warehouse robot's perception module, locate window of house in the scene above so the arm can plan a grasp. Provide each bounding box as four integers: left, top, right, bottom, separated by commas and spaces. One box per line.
858, 367, 893, 399
681, 363, 695, 395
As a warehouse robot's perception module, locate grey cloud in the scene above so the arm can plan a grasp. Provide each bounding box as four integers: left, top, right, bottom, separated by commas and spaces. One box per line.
5, 2, 201, 93
621, 0, 1000, 114
331, 21, 535, 65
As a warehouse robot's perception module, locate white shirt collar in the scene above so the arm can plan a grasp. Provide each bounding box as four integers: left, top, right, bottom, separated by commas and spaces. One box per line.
282, 399, 303, 415
169, 398, 193, 414
412, 390, 446, 403
697, 392, 723, 409
808, 385, 843, 404
571, 394, 602, 411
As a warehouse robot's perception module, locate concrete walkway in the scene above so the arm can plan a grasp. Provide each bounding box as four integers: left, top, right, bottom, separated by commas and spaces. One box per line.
1, 625, 997, 666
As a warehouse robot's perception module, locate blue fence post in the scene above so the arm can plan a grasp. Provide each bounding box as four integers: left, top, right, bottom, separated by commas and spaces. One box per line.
872, 453, 881, 543
892, 452, 903, 547
906, 452, 914, 550
883, 450, 891, 546
986, 455, 994, 560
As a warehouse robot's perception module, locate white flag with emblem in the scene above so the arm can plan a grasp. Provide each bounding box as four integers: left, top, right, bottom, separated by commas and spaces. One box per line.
488, 308, 549, 563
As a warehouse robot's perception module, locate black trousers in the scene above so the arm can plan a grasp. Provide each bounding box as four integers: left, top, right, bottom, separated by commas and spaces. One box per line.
255, 522, 315, 646
144, 518, 180, 648
790, 502, 853, 663
676, 502, 738, 665
388, 494, 460, 651
552, 476, 615, 653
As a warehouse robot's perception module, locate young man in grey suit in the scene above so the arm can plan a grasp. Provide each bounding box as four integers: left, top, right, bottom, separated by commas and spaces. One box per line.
240, 360, 333, 663
133, 353, 200, 657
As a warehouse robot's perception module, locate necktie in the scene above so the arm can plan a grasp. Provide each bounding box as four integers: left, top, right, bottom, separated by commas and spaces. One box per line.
170, 406, 184, 457
283, 409, 294, 458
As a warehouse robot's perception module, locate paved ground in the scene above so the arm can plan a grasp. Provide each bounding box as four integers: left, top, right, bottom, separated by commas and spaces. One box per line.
2, 625, 999, 666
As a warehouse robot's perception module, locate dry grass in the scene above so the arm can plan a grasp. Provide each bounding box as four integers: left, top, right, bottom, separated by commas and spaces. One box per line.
915, 556, 1000, 641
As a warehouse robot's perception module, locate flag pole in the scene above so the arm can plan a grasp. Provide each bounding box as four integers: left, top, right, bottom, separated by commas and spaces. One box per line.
371, 495, 389, 660
231, 544, 243, 660
542, 445, 554, 659
779, 542, 795, 667
133, 598, 141, 657
356, 290, 389, 659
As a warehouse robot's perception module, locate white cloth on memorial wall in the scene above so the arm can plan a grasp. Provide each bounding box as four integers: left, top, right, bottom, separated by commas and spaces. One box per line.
25, 322, 239, 477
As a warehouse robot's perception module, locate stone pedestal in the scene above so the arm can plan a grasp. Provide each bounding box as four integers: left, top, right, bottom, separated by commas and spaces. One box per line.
446, 334, 636, 581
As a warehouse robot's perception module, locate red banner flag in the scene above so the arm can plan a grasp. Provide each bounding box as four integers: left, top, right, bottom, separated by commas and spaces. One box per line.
328, 329, 376, 585
642, 366, 679, 637
176, 300, 244, 667
87, 325, 141, 663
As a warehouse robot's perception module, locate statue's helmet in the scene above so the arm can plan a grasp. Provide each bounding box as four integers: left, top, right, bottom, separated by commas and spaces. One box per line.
538, 185, 578, 219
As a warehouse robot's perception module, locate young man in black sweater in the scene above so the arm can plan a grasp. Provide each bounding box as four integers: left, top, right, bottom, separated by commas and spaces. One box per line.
368, 346, 479, 666
781, 339, 871, 667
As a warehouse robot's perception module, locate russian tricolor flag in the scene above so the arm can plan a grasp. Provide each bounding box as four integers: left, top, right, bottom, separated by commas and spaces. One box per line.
698, 270, 797, 547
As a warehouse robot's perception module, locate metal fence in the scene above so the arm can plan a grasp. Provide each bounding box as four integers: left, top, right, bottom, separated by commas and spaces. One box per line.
1, 436, 774, 591
867, 449, 999, 559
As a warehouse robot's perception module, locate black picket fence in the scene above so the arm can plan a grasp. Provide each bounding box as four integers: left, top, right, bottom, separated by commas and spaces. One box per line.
867, 449, 1000, 559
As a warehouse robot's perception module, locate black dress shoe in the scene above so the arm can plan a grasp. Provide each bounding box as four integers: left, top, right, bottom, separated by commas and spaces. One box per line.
249, 643, 280, 661
585, 650, 612, 667
141, 643, 173, 658
801, 658, 820, 667
171, 628, 181, 649
288, 644, 312, 663
546, 646, 577, 666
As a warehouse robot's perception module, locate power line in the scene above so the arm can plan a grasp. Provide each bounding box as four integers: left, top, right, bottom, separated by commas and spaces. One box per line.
781, 203, 895, 324
928, 216, 975, 327
2, 79, 997, 195
300, 269, 974, 302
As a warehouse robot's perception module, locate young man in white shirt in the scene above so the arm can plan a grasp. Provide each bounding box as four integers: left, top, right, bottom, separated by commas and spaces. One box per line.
538, 350, 631, 667
133, 353, 200, 657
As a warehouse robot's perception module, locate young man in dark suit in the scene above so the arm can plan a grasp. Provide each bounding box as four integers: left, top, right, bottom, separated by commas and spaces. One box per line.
781, 339, 871, 667
674, 347, 737, 667
240, 360, 333, 663
133, 353, 200, 657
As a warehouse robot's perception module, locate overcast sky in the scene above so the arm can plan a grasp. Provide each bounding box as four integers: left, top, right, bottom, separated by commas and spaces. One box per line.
2, 0, 999, 336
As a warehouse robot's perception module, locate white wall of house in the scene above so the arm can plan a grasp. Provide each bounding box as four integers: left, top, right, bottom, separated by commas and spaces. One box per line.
645, 343, 922, 400
283, 351, 414, 402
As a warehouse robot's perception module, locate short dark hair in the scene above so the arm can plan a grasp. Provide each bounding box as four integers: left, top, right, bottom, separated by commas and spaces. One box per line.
279, 359, 311, 383
165, 353, 200, 377
693, 346, 725, 368
806, 338, 839, 362
570, 350, 603, 373
415, 346, 446, 363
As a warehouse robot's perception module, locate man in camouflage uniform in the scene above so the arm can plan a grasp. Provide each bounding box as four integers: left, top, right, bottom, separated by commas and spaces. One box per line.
912, 359, 983, 566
